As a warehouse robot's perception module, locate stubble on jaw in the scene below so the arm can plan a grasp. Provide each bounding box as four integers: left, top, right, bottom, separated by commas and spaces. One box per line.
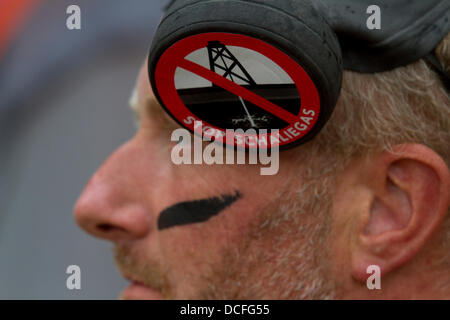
195, 184, 337, 300
114, 244, 175, 299
114, 171, 337, 300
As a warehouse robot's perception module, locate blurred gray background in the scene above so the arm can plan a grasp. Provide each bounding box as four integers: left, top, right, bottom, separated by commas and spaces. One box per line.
0, 0, 166, 299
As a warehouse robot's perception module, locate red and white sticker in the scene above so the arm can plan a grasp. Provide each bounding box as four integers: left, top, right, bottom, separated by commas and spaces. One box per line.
154, 32, 320, 149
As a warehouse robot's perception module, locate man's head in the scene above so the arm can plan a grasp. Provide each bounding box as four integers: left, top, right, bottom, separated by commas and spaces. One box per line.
74, 33, 450, 299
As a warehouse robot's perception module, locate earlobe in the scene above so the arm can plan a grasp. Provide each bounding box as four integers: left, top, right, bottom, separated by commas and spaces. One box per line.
351, 144, 449, 283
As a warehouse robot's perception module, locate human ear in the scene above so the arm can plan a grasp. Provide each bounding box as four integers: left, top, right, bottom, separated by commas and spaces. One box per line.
350, 144, 449, 282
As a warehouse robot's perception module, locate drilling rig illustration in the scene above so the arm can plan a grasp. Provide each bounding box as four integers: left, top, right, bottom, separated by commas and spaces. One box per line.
177, 41, 299, 130
206, 41, 257, 87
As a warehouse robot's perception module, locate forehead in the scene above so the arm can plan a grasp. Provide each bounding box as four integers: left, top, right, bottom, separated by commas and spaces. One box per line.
128, 72, 166, 120
129, 61, 161, 117
128, 79, 179, 129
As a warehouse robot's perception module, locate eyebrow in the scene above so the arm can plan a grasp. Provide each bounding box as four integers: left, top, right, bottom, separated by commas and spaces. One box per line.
128, 86, 171, 124
128, 87, 141, 118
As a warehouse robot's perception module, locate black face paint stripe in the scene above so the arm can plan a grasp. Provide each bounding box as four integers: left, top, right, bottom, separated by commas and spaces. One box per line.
157, 191, 241, 230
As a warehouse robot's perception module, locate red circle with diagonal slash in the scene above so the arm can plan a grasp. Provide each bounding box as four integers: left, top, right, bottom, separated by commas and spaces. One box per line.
154, 32, 320, 149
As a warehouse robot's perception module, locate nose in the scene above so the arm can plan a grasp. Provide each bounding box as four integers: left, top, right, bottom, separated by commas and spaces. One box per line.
74, 140, 153, 242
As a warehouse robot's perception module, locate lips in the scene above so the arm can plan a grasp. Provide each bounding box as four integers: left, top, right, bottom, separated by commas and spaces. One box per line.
118, 271, 164, 300
120, 281, 164, 300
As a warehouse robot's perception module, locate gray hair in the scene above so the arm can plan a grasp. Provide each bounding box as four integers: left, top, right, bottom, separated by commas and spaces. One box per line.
306, 33, 450, 271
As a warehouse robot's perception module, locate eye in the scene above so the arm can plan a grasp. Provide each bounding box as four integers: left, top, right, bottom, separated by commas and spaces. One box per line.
162, 111, 180, 128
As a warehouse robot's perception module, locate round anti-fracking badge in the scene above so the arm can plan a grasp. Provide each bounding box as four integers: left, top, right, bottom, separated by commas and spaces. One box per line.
152, 32, 320, 150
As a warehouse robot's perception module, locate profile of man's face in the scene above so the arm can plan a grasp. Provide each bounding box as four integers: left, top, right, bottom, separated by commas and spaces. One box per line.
73, 59, 339, 299
74, 54, 450, 299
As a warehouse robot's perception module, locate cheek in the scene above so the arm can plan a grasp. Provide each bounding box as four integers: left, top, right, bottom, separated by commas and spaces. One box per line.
156, 182, 277, 284
156, 164, 290, 251
148, 150, 294, 289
